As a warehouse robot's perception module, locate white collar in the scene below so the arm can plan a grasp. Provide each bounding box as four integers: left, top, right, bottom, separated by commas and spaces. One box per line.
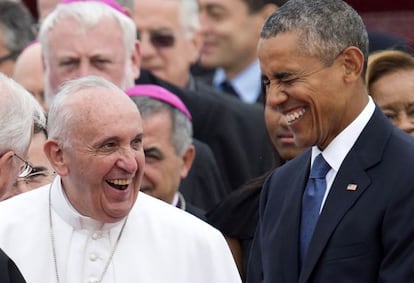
50, 176, 125, 231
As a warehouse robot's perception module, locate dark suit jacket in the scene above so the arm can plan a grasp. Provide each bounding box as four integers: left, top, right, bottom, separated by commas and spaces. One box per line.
179, 139, 227, 211
247, 107, 414, 283
136, 70, 274, 192
184, 202, 207, 222
0, 249, 25, 283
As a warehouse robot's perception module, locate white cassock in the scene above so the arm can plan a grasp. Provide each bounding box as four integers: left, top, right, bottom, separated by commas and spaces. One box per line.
0, 176, 241, 283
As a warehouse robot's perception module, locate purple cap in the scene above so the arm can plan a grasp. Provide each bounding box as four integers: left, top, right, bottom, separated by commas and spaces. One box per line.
61, 0, 128, 16
126, 84, 192, 120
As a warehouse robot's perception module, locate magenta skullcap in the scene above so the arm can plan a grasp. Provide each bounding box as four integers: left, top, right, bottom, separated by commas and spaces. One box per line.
61, 0, 128, 16
126, 84, 192, 120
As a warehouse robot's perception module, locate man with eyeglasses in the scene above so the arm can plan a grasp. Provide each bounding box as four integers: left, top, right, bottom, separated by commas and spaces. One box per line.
0, 1, 36, 77
0, 74, 46, 201
12, 124, 55, 193
0, 73, 45, 281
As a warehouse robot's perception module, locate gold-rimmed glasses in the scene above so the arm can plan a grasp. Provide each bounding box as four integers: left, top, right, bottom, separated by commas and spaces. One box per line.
14, 153, 34, 178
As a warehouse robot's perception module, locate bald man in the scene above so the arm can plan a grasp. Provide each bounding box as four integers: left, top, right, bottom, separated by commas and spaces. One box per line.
13, 42, 47, 111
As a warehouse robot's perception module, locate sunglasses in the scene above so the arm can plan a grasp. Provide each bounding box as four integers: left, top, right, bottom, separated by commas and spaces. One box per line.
137, 30, 175, 48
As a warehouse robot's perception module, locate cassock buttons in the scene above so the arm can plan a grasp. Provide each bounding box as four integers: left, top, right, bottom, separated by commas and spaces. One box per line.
91, 231, 102, 240
89, 253, 98, 262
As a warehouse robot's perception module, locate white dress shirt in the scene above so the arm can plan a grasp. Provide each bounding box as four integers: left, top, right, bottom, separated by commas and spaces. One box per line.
213, 60, 262, 104
312, 96, 376, 212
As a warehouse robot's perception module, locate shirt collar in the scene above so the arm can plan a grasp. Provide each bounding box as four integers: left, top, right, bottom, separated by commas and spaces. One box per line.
312, 96, 375, 171
213, 60, 262, 103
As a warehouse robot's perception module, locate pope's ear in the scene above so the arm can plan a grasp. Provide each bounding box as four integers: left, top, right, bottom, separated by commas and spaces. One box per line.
44, 139, 68, 176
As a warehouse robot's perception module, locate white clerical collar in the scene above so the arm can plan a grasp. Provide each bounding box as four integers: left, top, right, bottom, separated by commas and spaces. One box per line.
50, 176, 124, 231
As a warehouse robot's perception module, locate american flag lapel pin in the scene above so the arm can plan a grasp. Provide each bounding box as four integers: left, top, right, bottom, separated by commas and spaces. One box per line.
346, 184, 358, 191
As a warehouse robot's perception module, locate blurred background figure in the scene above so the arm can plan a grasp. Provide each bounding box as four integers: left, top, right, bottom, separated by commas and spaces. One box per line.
366, 49, 414, 137
0, 0, 36, 77
127, 84, 207, 220
13, 42, 47, 111
38, 0, 139, 106
0, 73, 45, 200
196, 0, 286, 103
133, 0, 202, 89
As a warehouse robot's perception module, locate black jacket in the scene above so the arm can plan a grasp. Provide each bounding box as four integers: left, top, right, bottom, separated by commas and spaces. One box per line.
136, 70, 275, 193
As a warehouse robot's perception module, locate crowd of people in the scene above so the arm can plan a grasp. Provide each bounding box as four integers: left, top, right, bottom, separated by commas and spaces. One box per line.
0, 0, 413, 282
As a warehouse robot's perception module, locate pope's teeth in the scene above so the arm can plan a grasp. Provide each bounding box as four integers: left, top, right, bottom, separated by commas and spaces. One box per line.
108, 179, 131, 186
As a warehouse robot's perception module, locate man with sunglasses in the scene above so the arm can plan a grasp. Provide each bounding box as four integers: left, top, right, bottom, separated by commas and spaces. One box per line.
0, 1, 36, 77
0, 73, 45, 282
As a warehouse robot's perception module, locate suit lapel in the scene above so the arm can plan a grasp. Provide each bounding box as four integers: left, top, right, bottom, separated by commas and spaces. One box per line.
299, 108, 392, 282
278, 152, 311, 281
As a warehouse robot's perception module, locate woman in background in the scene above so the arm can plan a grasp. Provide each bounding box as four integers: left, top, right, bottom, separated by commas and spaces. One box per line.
366, 49, 414, 137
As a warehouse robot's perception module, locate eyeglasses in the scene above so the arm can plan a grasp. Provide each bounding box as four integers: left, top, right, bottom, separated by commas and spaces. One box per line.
137, 30, 175, 48
15, 168, 55, 186
14, 153, 34, 178
0, 50, 21, 65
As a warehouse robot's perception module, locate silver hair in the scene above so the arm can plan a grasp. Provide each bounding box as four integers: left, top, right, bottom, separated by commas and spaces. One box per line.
130, 96, 193, 156
38, 1, 137, 65
261, 0, 369, 72
47, 76, 125, 147
0, 73, 46, 156
177, 0, 200, 38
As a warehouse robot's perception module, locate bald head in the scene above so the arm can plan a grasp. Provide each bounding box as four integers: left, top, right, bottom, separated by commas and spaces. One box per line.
47, 75, 141, 146
13, 42, 47, 111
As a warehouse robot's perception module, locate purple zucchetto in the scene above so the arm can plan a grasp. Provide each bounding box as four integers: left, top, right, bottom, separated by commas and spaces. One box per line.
125, 84, 192, 120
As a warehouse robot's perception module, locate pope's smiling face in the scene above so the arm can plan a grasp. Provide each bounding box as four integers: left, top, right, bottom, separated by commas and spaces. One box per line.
58, 87, 145, 223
